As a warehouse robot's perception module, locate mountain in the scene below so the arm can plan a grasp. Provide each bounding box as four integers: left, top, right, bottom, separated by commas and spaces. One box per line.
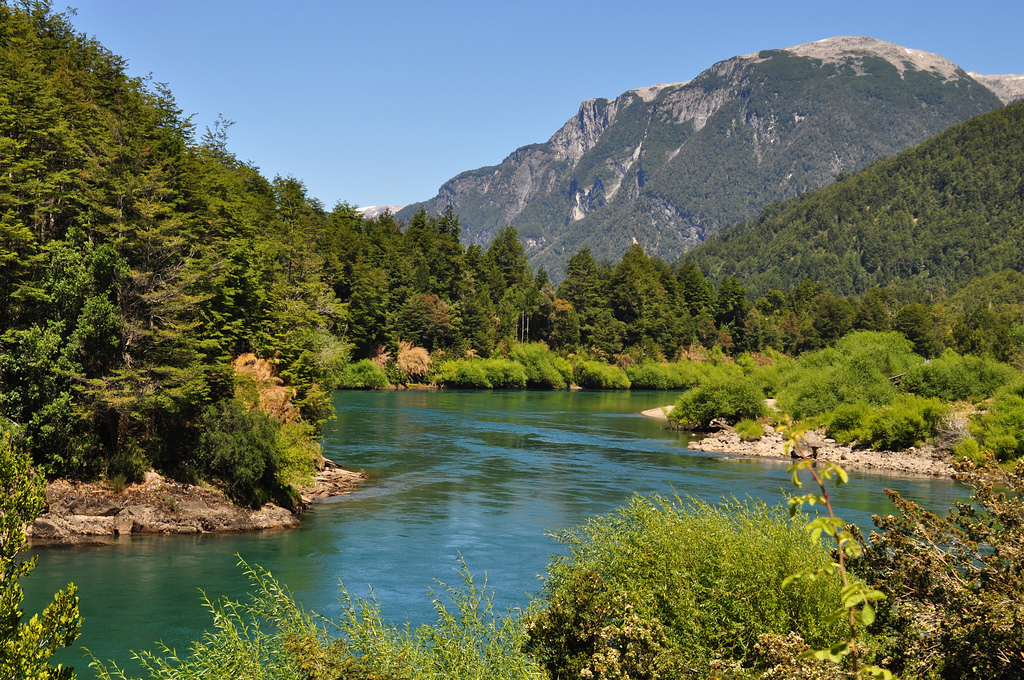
356, 204, 405, 219
684, 99, 1024, 297
398, 37, 1011, 279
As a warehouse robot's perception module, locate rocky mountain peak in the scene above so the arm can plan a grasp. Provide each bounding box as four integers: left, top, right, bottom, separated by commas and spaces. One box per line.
783, 36, 963, 80
968, 72, 1024, 104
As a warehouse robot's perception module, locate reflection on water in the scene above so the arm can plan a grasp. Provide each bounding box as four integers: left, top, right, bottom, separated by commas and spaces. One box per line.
24, 390, 970, 676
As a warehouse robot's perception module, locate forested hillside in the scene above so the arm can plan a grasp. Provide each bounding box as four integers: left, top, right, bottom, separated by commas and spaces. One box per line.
686, 100, 1024, 296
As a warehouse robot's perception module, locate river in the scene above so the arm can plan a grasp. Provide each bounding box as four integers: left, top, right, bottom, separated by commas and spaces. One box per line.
24, 390, 970, 677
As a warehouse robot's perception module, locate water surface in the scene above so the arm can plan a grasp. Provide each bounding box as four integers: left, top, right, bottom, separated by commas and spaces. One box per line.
24, 390, 969, 676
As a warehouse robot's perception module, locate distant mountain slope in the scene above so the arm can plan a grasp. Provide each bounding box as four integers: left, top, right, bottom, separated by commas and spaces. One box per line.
399, 37, 1009, 279
684, 100, 1024, 297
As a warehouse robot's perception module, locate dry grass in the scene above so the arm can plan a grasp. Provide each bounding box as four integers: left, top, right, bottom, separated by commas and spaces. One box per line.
369, 343, 391, 370
398, 340, 430, 379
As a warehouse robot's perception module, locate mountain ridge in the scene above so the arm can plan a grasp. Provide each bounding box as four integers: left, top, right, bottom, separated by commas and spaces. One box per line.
397, 36, 1014, 279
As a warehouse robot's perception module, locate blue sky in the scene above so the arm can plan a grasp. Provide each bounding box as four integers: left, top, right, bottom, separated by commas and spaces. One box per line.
67, 0, 1023, 211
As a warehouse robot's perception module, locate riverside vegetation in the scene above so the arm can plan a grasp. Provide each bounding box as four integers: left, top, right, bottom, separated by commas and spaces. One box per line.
3, 2, 1024, 678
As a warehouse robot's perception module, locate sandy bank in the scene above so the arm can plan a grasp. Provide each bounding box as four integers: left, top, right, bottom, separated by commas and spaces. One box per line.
640, 404, 675, 419
28, 461, 367, 547
642, 406, 954, 477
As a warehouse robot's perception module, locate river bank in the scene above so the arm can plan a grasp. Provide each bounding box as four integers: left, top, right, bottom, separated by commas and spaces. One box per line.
642, 406, 954, 477
27, 459, 366, 546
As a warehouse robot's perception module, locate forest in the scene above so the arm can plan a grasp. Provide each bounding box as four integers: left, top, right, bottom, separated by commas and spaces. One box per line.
2, 3, 1023, 679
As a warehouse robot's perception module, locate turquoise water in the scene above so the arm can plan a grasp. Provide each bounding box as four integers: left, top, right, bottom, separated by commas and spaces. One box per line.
24, 390, 969, 676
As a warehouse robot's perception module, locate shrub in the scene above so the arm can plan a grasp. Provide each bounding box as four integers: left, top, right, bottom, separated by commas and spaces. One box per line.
523, 496, 844, 676
774, 331, 918, 418
625, 361, 695, 390
435, 358, 528, 389
340, 359, 389, 388
1, 435, 81, 677
437, 359, 492, 388
481, 358, 527, 388
196, 399, 287, 507
573, 360, 631, 389
824, 401, 871, 444
901, 350, 1015, 402
507, 343, 571, 388
93, 558, 538, 680
857, 394, 948, 450
275, 421, 322, 489
951, 437, 987, 465
851, 462, 1024, 680
734, 418, 765, 441
670, 375, 767, 429
976, 389, 1024, 461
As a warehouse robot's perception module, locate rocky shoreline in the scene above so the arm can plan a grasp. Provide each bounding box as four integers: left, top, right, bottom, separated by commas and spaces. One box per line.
686, 425, 954, 477
641, 405, 954, 477
27, 460, 367, 547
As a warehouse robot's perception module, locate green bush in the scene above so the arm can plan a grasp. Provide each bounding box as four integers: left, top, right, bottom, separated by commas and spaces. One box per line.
952, 437, 987, 465
824, 401, 871, 444
196, 399, 289, 507
438, 359, 492, 388
507, 343, 571, 388
275, 421, 322, 489
481, 358, 527, 388
573, 360, 631, 389
625, 361, 673, 389
857, 394, 948, 451
976, 387, 1024, 461
734, 418, 765, 441
435, 358, 528, 388
93, 558, 537, 680
670, 375, 767, 429
851, 462, 1024, 680
901, 350, 1015, 402
625, 361, 706, 390
340, 359, 389, 388
523, 496, 844, 677
775, 331, 918, 419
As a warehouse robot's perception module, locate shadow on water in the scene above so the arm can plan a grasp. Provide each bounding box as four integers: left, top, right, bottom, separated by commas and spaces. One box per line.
24, 389, 970, 677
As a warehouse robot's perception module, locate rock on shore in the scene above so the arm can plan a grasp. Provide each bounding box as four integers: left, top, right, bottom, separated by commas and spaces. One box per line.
687, 426, 954, 477
28, 463, 367, 547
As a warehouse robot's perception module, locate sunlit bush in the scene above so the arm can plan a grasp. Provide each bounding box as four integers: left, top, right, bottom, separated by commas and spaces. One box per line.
857, 394, 948, 451
774, 332, 918, 418
573, 361, 631, 389
734, 418, 765, 441
340, 359, 389, 389
670, 375, 767, 429
901, 349, 1015, 402
524, 496, 844, 677
507, 343, 572, 388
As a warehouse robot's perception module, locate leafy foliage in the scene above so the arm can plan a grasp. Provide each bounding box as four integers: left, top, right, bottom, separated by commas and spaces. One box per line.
670, 375, 766, 429
91, 558, 540, 680
523, 495, 845, 677
0, 435, 81, 679
851, 461, 1024, 679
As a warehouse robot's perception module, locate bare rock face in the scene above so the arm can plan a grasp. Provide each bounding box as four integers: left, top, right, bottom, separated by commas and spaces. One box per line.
300, 458, 366, 505
26, 467, 365, 547
968, 73, 1024, 104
